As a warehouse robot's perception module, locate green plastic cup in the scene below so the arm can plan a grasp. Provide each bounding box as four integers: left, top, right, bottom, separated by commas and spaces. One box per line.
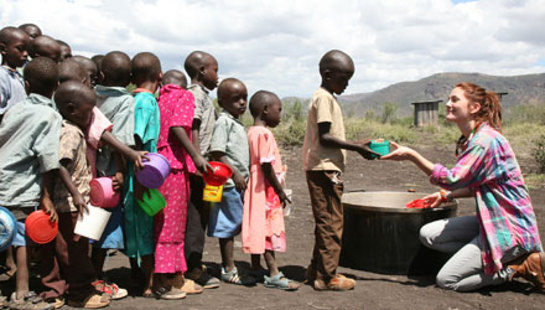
369, 139, 390, 158
137, 189, 166, 217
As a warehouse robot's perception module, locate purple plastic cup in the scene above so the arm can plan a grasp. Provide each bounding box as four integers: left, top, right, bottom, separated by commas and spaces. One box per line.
136, 153, 171, 189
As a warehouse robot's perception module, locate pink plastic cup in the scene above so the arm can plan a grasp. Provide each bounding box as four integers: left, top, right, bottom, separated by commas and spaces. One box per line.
136, 153, 171, 189
90, 177, 120, 208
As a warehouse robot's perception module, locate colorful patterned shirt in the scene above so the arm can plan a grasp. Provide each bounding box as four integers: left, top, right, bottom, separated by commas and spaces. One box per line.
53, 120, 92, 213
429, 122, 542, 274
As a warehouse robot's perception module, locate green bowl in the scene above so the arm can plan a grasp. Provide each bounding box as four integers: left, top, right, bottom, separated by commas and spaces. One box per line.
369, 140, 390, 158
137, 189, 166, 217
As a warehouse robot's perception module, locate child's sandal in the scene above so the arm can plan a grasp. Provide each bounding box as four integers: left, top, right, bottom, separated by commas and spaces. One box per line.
221, 267, 257, 286
152, 287, 186, 300
264, 272, 300, 291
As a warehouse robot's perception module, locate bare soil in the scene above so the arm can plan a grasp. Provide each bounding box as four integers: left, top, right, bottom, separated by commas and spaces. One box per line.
4, 144, 545, 309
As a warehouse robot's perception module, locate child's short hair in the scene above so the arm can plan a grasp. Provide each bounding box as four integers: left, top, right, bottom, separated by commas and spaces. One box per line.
217, 77, 244, 103
18, 23, 42, 39
132, 52, 161, 85
23, 57, 58, 94
163, 69, 187, 88
249, 90, 277, 118
184, 51, 213, 79
58, 59, 87, 84
0, 27, 28, 47
319, 49, 353, 75
28, 35, 61, 61
91, 54, 104, 72
101, 51, 131, 86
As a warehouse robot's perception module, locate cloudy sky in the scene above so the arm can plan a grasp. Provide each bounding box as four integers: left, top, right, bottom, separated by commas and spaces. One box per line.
1, 0, 544, 97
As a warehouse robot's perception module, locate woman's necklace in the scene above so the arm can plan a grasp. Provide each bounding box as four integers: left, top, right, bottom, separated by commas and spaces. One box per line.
455, 122, 482, 157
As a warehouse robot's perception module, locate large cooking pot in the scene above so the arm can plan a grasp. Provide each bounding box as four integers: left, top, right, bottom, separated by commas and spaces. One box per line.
340, 191, 457, 275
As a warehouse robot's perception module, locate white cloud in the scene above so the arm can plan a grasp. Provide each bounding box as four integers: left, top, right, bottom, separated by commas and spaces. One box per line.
1, 0, 544, 97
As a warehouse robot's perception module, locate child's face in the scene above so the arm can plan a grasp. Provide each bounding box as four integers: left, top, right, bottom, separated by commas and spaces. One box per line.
201, 57, 218, 90
264, 99, 282, 128
220, 82, 247, 118
71, 102, 95, 130
1, 32, 29, 68
327, 66, 354, 95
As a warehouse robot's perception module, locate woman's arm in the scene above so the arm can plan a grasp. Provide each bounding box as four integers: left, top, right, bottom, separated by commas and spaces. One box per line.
380, 141, 435, 175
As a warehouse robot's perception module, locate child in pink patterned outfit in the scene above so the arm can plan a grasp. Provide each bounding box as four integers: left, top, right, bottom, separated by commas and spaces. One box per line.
154, 70, 211, 298
243, 90, 299, 290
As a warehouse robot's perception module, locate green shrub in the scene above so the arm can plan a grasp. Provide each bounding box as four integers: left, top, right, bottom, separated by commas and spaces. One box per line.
533, 134, 545, 173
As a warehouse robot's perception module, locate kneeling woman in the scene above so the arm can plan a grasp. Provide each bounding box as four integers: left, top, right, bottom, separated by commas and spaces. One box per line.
381, 82, 544, 292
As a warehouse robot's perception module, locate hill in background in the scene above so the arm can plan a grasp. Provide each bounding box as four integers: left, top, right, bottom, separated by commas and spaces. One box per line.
284, 72, 545, 117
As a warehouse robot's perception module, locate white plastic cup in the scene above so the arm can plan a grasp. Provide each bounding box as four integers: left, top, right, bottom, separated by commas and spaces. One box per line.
284, 189, 293, 217
74, 205, 111, 240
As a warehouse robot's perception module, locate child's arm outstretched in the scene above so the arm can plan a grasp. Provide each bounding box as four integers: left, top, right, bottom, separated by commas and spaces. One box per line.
101, 130, 147, 169
171, 127, 212, 174
262, 163, 291, 207
209, 151, 247, 191
58, 159, 88, 216
318, 122, 380, 160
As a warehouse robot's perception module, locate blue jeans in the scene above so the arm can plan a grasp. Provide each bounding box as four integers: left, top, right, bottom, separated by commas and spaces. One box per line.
419, 216, 526, 291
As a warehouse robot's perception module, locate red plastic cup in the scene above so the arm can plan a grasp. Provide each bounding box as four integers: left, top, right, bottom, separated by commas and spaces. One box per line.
25, 210, 58, 244
90, 177, 121, 208
203, 161, 233, 186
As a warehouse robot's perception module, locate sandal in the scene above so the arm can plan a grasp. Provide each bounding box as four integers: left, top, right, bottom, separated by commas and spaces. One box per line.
9, 291, 53, 310
152, 287, 186, 300
264, 272, 300, 291
67, 293, 109, 309
221, 267, 257, 286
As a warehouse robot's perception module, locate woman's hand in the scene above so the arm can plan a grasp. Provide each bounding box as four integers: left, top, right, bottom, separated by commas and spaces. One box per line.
421, 192, 443, 208
379, 141, 416, 161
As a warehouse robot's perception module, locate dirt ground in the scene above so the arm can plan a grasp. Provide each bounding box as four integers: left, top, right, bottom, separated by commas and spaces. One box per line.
3, 144, 545, 309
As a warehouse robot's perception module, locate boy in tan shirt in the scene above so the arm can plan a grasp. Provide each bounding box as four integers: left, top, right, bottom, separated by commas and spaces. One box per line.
302, 50, 378, 291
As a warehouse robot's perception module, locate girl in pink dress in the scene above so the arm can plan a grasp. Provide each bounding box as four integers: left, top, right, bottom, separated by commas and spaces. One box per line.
243, 91, 299, 290
155, 79, 211, 297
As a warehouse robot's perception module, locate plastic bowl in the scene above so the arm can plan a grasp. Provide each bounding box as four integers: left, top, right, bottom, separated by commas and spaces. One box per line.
137, 189, 166, 217
203, 161, 233, 186
136, 153, 171, 189
0, 207, 16, 251
90, 177, 120, 208
369, 139, 390, 158
25, 210, 58, 244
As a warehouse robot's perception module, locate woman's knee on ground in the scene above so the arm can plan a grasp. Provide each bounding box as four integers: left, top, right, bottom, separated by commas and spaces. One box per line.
435, 269, 461, 291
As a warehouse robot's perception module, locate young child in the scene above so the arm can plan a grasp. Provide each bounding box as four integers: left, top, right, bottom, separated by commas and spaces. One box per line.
42, 81, 110, 309
28, 35, 61, 63
0, 26, 29, 119
92, 51, 135, 300
302, 50, 378, 291
0, 57, 62, 310
18, 23, 42, 40
125, 52, 171, 298
243, 90, 299, 290
183, 51, 220, 288
57, 40, 72, 61
207, 78, 255, 285
153, 64, 210, 297
163, 69, 187, 89
73, 56, 99, 87
91, 55, 104, 85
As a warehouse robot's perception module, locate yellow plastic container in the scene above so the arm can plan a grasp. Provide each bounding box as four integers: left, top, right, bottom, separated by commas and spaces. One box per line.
203, 183, 224, 202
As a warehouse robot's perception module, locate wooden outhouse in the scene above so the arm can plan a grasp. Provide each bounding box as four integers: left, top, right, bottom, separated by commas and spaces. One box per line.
411, 100, 442, 127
